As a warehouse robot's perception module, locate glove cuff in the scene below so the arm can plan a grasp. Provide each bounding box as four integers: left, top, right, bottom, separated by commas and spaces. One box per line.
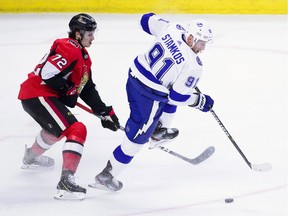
189, 93, 201, 107
108, 107, 115, 116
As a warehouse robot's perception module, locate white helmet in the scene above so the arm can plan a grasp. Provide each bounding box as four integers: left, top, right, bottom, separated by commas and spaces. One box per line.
185, 19, 213, 43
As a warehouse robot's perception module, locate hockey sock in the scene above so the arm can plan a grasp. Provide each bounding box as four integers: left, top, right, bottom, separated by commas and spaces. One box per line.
62, 122, 86, 173
31, 129, 62, 155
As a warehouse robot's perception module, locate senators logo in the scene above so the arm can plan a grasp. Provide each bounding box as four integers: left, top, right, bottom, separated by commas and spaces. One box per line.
77, 72, 89, 93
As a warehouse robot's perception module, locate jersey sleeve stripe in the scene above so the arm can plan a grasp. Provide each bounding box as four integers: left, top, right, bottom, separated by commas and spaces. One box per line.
140, 13, 155, 35
169, 87, 190, 102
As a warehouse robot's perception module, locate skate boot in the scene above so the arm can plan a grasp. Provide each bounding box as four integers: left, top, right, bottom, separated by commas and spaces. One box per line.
150, 122, 179, 149
54, 170, 86, 200
22, 145, 54, 169
89, 161, 123, 192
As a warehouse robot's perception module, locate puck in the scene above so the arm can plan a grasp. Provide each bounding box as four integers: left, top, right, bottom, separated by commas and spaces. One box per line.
225, 198, 234, 203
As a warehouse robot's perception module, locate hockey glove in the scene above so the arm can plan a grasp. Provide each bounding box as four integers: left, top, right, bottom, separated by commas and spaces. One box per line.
190, 93, 214, 112
59, 82, 78, 108
99, 106, 120, 131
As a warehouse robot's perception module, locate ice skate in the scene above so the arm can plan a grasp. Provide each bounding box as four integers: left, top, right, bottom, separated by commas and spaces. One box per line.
89, 161, 123, 192
54, 170, 86, 201
149, 123, 179, 149
21, 145, 54, 169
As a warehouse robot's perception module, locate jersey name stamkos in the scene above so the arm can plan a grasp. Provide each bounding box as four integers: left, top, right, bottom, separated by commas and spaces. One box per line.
162, 34, 184, 64
129, 13, 204, 106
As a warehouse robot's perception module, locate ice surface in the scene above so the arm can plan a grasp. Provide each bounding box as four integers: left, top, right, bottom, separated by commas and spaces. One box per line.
0, 13, 287, 216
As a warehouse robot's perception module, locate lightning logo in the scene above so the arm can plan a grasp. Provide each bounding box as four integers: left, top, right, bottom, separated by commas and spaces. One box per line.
133, 101, 160, 140
133, 122, 151, 140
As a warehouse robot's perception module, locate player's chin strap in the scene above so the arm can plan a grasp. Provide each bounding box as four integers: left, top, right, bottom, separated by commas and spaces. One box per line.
75, 101, 214, 165
195, 87, 272, 172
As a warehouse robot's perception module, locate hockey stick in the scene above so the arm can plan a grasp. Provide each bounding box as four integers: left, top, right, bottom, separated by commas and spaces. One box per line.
195, 87, 272, 172
75, 102, 125, 130
76, 102, 214, 165
157, 145, 215, 165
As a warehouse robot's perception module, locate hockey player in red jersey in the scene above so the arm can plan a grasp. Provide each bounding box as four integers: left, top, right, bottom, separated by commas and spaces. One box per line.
18, 13, 120, 200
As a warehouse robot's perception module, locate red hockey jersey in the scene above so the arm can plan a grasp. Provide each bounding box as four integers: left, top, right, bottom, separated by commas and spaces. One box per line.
18, 38, 92, 99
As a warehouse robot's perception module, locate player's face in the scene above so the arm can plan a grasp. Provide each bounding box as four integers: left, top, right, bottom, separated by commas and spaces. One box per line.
192, 40, 207, 54
186, 35, 207, 53
186, 35, 194, 47
81, 31, 95, 47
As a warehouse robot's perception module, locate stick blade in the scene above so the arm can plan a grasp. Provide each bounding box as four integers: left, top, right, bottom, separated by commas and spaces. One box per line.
251, 163, 272, 172
189, 146, 215, 165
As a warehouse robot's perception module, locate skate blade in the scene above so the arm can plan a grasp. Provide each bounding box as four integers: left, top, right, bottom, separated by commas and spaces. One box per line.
21, 164, 54, 170
89, 180, 123, 192
54, 190, 85, 201
88, 182, 115, 192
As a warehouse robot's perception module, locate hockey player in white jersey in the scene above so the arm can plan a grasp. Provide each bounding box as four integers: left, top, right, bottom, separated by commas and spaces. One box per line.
89, 13, 214, 191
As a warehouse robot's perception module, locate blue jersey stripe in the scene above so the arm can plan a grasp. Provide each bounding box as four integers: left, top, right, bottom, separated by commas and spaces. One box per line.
140, 13, 155, 35
169, 87, 190, 102
134, 57, 162, 85
163, 104, 177, 113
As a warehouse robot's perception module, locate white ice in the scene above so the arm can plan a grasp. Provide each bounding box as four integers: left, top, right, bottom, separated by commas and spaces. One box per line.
0, 13, 287, 216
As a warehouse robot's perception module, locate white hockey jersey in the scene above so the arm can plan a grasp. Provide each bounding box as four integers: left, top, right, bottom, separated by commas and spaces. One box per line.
130, 13, 204, 106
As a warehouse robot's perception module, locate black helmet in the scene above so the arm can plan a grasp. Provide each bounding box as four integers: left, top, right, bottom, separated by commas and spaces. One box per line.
69, 13, 97, 32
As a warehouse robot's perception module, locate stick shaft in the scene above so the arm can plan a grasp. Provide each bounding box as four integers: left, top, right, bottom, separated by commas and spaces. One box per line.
76, 101, 212, 165
195, 87, 252, 168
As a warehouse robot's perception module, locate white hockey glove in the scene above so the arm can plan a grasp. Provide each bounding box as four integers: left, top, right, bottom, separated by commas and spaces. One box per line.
190, 93, 214, 112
